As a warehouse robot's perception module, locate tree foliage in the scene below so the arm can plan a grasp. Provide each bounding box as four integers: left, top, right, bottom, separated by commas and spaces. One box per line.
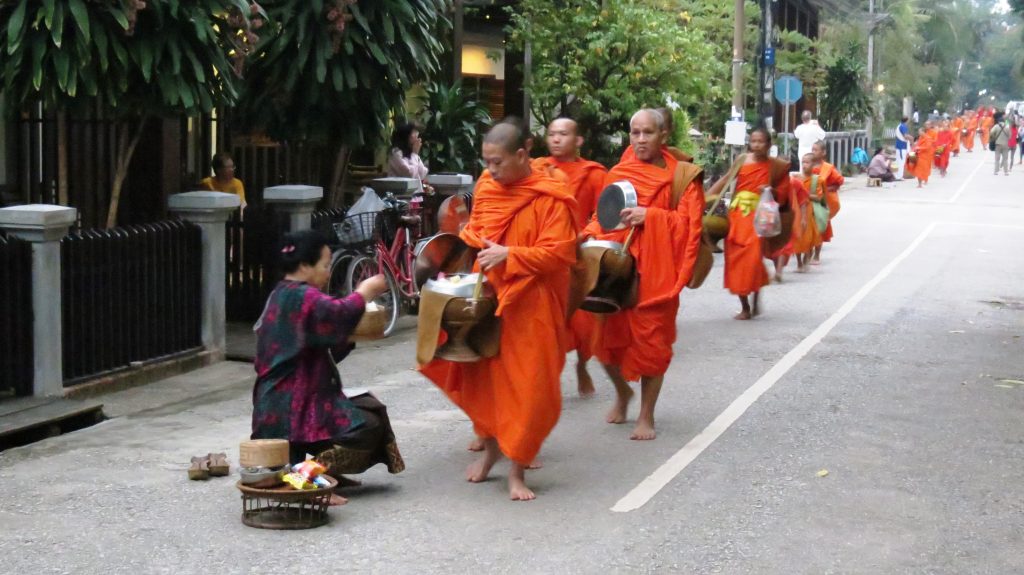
238, 0, 449, 148
818, 47, 873, 131
414, 81, 491, 174
507, 0, 719, 165
0, 0, 258, 227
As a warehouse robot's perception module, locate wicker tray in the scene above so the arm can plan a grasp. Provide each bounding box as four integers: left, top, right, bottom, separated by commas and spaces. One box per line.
237, 474, 338, 530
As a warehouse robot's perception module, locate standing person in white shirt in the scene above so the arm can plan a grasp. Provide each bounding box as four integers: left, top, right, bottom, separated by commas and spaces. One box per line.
387, 122, 429, 180
894, 116, 911, 180
793, 111, 827, 165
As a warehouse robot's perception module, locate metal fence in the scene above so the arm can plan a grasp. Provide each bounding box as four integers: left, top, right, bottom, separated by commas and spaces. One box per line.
225, 206, 289, 322
61, 220, 202, 385
0, 232, 34, 398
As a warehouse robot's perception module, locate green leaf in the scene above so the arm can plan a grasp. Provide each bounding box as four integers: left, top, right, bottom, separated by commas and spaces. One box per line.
67, 0, 89, 44
53, 49, 70, 91
93, 22, 109, 70
42, 0, 56, 28
331, 65, 343, 92
179, 83, 195, 109
109, 5, 129, 31
6, 0, 28, 55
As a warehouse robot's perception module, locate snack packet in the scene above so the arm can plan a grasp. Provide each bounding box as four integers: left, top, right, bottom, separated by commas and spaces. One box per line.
282, 472, 316, 490
292, 457, 327, 481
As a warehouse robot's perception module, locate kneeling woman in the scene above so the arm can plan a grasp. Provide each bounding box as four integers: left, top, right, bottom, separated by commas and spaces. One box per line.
251, 230, 404, 504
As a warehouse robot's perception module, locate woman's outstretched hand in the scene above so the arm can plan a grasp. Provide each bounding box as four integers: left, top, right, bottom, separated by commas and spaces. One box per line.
356, 274, 388, 302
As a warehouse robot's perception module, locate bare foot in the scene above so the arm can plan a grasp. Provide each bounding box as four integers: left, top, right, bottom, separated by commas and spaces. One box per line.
466, 439, 500, 483
328, 493, 349, 506
774, 273, 783, 283
734, 310, 752, 320
467, 437, 485, 452
508, 464, 536, 501
527, 459, 544, 470
576, 362, 596, 398
605, 387, 634, 424
630, 418, 657, 441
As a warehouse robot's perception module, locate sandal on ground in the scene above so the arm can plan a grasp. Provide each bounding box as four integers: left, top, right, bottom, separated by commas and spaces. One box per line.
189, 456, 210, 480
208, 452, 230, 477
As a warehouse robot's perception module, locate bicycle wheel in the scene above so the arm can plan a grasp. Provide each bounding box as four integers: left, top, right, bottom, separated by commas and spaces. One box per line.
345, 255, 400, 337
326, 250, 355, 297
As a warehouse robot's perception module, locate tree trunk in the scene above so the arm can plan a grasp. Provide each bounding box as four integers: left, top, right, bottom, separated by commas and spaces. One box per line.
328, 144, 351, 209
105, 117, 149, 229
56, 111, 68, 206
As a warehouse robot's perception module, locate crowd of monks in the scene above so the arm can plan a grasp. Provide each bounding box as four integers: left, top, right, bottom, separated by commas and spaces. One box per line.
909, 106, 998, 186
418, 109, 850, 501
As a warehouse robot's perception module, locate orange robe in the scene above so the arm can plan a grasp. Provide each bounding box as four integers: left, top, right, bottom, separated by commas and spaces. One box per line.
913, 130, 935, 183
951, 118, 964, 155
935, 130, 953, 171
789, 175, 821, 254
810, 162, 842, 242
533, 156, 607, 362
980, 117, 994, 148
964, 116, 977, 151
419, 171, 577, 465
582, 149, 704, 382
723, 161, 791, 296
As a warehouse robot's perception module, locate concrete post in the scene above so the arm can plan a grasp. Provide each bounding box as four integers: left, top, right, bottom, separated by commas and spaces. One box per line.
168, 191, 240, 353
264, 185, 323, 232
0, 204, 77, 396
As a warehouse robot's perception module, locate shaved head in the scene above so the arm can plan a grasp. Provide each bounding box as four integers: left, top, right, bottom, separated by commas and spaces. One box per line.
546, 117, 582, 161
630, 108, 665, 132
484, 118, 532, 155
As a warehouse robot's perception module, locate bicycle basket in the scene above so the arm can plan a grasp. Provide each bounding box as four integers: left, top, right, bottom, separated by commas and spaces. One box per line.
333, 212, 382, 249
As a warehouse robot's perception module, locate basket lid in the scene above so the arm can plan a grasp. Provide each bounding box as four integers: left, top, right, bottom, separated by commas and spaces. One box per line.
240, 439, 290, 468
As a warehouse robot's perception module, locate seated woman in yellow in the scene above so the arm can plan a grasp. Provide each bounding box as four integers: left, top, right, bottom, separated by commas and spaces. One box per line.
200, 152, 246, 209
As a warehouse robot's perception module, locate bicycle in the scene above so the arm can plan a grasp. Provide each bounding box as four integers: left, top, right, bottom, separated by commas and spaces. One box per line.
334, 190, 425, 337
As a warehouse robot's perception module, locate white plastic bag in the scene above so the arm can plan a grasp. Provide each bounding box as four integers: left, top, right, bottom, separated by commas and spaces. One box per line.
753, 186, 782, 238
349, 186, 387, 215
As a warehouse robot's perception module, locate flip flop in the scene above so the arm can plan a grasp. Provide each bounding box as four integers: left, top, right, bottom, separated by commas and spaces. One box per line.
208, 452, 230, 477
189, 456, 210, 480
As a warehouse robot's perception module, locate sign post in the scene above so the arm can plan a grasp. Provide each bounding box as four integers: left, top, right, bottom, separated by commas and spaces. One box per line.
774, 75, 803, 160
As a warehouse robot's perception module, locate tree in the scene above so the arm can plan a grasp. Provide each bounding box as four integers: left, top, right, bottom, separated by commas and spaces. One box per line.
0, 0, 258, 227
818, 47, 873, 131
415, 81, 491, 173
507, 0, 720, 165
236, 0, 450, 207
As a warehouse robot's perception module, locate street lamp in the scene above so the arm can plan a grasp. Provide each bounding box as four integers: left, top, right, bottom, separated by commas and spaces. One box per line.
877, 84, 885, 93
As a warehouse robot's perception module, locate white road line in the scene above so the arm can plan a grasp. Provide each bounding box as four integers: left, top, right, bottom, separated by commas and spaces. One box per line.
611, 222, 939, 513
946, 157, 988, 203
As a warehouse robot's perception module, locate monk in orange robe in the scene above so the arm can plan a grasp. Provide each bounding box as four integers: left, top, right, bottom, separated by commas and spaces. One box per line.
809, 140, 843, 264
980, 113, 994, 149
951, 115, 964, 156
420, 121, 577, 501
709, 127, 791, 319
964, 112, 978, 152
533, 117, 607, 397
582, 109, 704, 441
913, 121, 936, 187
791, 153, 822, 272
935, 119, 953, 176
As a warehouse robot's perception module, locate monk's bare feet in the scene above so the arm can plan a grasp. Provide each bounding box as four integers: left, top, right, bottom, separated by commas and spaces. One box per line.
467, 437, 485, 452
630, 417, 657, 441
466, 438, 500, 482
734, 310, 752, 320
606, 387, 633, 424
527, 459, 544, 470
328, 493, 349, 506
774, 272, 783, 283
576, 362, 596, 398
508, 463, 536, 501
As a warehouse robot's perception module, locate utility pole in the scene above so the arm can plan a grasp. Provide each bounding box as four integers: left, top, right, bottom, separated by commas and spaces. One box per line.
866, 0, 874, 145
731, 0, 745, 120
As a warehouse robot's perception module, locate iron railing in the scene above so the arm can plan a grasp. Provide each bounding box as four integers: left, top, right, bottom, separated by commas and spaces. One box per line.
0, 232, 34, 398
61, 220, 202, 385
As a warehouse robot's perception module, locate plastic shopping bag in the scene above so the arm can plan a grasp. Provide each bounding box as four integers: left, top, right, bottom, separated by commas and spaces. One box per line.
753, 186, 782, 238
349, 186, 387, 215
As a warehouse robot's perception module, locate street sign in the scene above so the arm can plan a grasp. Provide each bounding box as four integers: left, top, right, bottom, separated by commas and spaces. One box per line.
774, 75, 803, 105
764, 46, 775, 66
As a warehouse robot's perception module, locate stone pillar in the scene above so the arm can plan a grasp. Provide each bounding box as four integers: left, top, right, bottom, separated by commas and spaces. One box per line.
0, 205, 77, 396
168, 191, 240, 353
264, 185, 323, 232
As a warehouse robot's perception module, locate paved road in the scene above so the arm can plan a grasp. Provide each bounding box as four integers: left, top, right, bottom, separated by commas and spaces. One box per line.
1, 151, 1022, 574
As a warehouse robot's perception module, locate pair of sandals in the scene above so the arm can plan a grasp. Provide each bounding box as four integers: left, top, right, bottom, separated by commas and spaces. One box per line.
188, 453, 230, 480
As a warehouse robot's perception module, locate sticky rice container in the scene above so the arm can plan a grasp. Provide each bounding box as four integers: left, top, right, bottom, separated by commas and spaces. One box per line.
351, 302, 387, 341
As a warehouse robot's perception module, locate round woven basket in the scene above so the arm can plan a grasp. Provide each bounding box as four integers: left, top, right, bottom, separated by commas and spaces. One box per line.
350, 307, 388, 342
239, 439, 289, 469
237, 475, 338, 530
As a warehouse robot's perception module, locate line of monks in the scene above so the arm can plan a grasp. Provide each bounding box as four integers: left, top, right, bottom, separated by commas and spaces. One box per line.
418, 110, 845, 501
909, 107, 995, 187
